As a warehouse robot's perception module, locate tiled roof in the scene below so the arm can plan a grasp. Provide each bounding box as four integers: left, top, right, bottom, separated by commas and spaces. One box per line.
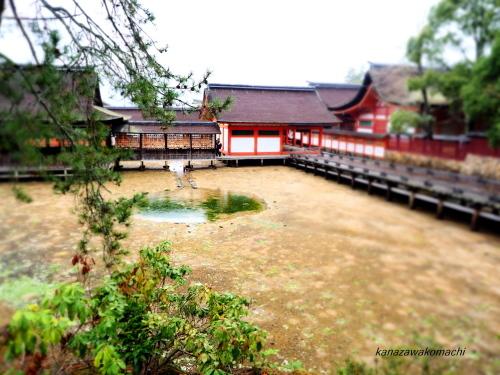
330, 64, 449, 111
207, 84, 340, 124
369, 64, 448, 106
0, 67, 103, 122
112, 122, 220, 134
314, 87, 361, 109
307, 82, 362, 90
104, 107, 209, 123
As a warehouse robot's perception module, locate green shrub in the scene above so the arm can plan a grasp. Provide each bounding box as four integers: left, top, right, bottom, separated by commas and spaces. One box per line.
3, 241, 268, 375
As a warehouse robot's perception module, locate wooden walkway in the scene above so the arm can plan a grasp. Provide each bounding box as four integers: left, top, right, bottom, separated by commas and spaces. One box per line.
0, 165, 72, 180
288, 152, 500, 231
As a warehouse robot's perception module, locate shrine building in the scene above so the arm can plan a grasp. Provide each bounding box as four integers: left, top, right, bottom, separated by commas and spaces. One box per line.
203, 84, 341, 156
108, 107, 220, 162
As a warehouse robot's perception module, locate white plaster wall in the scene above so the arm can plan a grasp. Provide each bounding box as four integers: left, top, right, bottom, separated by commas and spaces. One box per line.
231, 137, 254, 153
257, 137, 280, 152
375, 146, 385, 157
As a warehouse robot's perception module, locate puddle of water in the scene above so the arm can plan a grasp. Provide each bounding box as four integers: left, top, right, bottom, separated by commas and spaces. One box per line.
135, 189, 265, 223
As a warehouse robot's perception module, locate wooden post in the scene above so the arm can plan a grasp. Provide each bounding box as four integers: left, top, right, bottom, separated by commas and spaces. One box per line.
470, 204, 482, 231
236, 159, 239, 168
261, 159, 264, 167
436, 195, 445, 219
313, 164, 318, 175
367, 178, 373, 195
189, 134, 192, 161
113, 157, 121, 171
324, 167, 329, 180
408, 190, 417, 210
139, 134, 143, 160
386, 182, 393, 201
337, 169, 341, 184
350, 173, 356, 189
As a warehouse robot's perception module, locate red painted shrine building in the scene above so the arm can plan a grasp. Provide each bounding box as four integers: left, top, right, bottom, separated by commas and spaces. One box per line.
324, 64, 454, 135
309, 64, 500, 159
203, 84, 341, 156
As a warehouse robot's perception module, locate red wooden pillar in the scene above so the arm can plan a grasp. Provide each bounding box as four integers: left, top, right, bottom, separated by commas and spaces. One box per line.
300, 131, 304, 148
254, 127, 258, 155
281, 129, 284, 153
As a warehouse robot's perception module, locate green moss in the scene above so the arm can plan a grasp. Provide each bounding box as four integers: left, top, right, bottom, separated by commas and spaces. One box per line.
136, 192, 263, 223
200, 194, 263, 221
137, 197, 193, 212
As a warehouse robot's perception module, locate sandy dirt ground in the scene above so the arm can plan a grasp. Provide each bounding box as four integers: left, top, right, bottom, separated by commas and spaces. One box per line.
0, 160, 499, 374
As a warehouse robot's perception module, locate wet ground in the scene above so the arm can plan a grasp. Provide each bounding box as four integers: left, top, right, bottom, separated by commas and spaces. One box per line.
0, 160, 499, 374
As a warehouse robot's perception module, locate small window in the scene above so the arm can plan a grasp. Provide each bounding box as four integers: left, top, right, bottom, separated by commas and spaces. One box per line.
258, 130, 279, 136
232, 130, 254, 136
359, 121, 373, 127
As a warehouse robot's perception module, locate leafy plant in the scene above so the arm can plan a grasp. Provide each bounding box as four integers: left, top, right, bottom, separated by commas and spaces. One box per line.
2, 241, 269, 374
390, 110, 433, 135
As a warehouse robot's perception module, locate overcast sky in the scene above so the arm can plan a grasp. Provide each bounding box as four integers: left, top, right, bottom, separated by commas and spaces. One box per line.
1, 0, 441, 105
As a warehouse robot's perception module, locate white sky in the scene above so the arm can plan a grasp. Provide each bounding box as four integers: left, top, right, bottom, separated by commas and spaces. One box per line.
1, 0, 441, 105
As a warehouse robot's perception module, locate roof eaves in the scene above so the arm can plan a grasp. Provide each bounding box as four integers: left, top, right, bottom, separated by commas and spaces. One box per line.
308, 81, 362, 90
208, 83, 316, 92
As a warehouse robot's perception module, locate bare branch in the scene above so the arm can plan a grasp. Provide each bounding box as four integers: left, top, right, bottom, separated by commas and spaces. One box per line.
3, 14, 82, 20
8, 0, 40, 64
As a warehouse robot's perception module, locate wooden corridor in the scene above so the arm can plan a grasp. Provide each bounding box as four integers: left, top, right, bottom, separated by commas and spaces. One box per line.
288, 151, 500, 231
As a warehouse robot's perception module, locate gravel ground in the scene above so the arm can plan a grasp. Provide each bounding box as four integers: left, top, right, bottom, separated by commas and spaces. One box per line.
0, 160, 499, 374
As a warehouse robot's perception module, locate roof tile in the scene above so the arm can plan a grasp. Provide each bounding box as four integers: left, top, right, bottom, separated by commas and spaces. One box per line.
207, 84, 340, 124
